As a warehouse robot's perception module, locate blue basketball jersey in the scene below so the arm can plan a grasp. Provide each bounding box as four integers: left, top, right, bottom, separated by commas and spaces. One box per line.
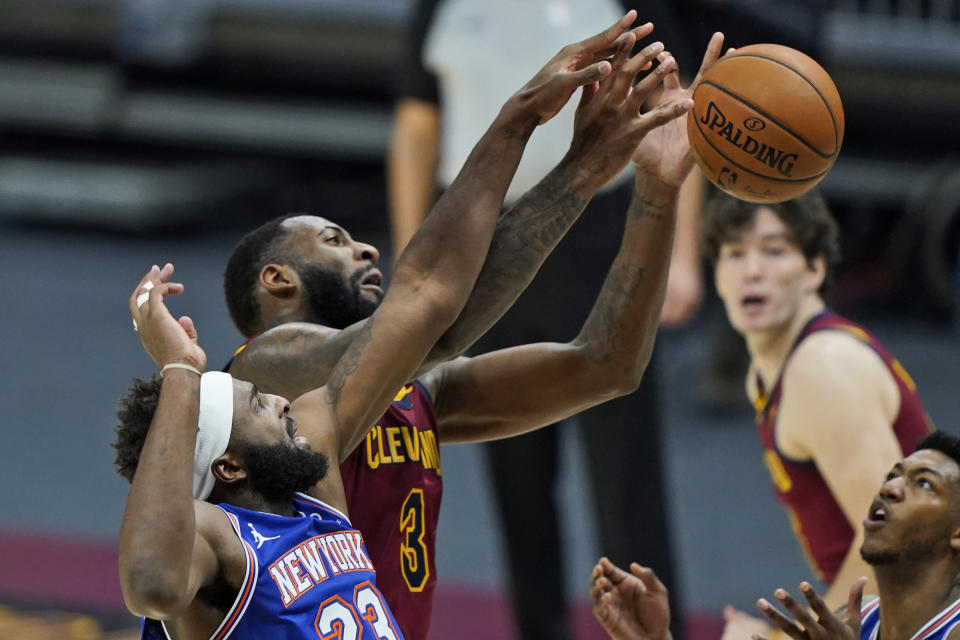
860, 596, 960, 640
141, 493, 405, 640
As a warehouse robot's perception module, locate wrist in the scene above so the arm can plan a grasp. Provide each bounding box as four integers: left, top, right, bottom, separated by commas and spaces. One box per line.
160, 354, 206, 373
161, 362, 203, 378
496, 97, 541, 139
634, 169, 683, 195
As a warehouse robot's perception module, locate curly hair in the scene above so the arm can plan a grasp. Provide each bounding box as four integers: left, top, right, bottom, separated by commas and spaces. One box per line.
223, 214, 299, 337
113, 374, 163, 482
701, 189, 841, 293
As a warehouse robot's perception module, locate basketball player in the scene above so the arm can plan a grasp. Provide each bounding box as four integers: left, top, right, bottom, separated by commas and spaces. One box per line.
218, 28, 725, 640
754, 430, 960, 640
114, 18, 683, 639
589, 431, 960, 640
700, 192, 933, 639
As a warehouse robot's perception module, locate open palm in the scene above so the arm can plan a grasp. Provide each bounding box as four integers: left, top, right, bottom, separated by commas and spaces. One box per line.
632, 33, 725, 186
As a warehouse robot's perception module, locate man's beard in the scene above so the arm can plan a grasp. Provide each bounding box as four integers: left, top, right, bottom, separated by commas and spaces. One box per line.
861, 536, 944, 567
241, 441, 330, 505
298, 262, 379, 330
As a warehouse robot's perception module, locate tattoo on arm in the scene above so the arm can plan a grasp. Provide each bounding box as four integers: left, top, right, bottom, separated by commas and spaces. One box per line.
431, 165, 589, 358
324, 317, 375, 407
578, 263, 646, 365
628, 194, 668, 221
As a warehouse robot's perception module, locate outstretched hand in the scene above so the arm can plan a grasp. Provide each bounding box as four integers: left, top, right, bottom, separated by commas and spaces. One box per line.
590, 557, 671, 640
753, 578, 867, 640
631, 32, 725, 186
511, 11, 653, 126
563, 23, 697, 190
129, 263, 206, 372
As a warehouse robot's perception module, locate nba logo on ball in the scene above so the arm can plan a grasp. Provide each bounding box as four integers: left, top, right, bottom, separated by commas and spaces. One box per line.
687, 44, 844, 203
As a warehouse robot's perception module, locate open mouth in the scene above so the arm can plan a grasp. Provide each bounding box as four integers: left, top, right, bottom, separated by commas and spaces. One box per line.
359, 270, 383, 292
865, 500, 888, 526
742, 295, 766, 308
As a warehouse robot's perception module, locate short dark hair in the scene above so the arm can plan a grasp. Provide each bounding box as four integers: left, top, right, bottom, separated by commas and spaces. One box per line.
916, 431, 960, 482
113, 375, 163, 482
223, 214, 299, 337
701, 189, 841, 293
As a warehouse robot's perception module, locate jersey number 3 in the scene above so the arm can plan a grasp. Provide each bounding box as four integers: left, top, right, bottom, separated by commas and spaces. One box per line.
315, 582, 400, 640
400, 488, 429, 591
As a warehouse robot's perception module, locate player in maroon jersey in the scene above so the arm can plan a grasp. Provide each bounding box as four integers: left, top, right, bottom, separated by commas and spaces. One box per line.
700, 191, 934, 640
217, 23, 726, 640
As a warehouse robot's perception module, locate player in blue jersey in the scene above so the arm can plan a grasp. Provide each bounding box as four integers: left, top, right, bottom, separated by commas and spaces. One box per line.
113, 15, 696, 640
588, 430, 960, 640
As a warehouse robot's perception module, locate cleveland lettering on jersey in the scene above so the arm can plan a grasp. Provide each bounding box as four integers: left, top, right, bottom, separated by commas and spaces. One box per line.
269, 530, 375, 606
364, 424, 442, 474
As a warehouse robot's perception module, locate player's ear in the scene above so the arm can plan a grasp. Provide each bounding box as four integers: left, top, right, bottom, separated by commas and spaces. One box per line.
805, 255, 826, 292
949, 523, 960, 553
212, 452, 247, 485
260, 264, 299, 298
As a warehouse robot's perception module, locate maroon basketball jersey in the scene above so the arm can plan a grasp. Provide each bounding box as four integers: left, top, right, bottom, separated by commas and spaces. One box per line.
340, 381, 442, 640
755, 311, 932, 584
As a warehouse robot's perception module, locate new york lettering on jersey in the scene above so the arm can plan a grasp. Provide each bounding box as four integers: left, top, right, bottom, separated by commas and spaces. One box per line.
860, 596, 960, 640
755, 310, 932, 584
141, 493, 404, 640
341, 381, 442, 640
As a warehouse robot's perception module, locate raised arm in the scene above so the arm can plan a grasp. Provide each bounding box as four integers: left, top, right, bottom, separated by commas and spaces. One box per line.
422, 35, 724, 443
118, 266, 222, 619
229, 13, 656, 400
290, 14, 655, 460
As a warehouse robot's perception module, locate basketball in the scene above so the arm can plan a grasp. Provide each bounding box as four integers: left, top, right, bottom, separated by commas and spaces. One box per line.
687, 44, 844, 203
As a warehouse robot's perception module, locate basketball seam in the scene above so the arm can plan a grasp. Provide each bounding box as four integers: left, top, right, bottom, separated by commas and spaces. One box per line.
691, 108, 831, 184
710, 52, 841, 155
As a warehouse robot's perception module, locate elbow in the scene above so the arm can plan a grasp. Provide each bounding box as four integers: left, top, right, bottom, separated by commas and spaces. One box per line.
428, 330, 469, 365
120, 566, 190, 619
577, 345, 653, 398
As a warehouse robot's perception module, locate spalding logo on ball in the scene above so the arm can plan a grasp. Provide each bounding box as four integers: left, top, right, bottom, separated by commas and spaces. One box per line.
687, 44, 844, 203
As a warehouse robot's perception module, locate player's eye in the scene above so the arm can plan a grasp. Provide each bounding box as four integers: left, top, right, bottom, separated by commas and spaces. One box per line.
918, 477, 933, 489
325, 235, 342, 245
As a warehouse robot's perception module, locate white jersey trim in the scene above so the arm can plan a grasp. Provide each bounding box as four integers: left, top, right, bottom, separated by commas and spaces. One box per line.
204, 508, 260, 640
294, 492, 351, 524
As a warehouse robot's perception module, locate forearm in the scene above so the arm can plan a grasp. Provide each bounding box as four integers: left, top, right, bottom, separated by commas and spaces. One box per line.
427, 158, 595, 362
572, 171, 679, 387
391, 102, 538, 317
118, 371, 199, 612
672, 171, 703, 272
387, 99, 440, 258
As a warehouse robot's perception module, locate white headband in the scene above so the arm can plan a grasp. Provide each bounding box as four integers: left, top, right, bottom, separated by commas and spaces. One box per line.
194, 372, 234, 500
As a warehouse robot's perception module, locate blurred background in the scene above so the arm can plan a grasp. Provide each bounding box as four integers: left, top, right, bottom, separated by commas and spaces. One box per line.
0, 0, 958, 638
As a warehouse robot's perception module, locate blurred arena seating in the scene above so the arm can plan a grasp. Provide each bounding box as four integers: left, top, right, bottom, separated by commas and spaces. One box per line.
0, 0, 955, 308
821, 0, 960, 315
0, 0, 407, 230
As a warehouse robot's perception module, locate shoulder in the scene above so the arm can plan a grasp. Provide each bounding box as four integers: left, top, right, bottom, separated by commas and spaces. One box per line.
194, 501, 239, 550
784, 330, 891, 398
234, 323, 340, 361
415, 356, 470, 406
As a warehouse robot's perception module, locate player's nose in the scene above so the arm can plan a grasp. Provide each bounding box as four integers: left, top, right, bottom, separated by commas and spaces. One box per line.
354, 241, 379, 264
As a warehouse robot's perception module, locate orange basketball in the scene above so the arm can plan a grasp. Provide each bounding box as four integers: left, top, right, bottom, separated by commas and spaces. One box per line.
686, 44, 844, 203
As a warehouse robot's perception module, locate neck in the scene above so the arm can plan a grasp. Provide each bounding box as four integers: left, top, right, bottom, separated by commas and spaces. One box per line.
875, 559, 960, 640
213, 487, 298, 517
745, 297, 825, 390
